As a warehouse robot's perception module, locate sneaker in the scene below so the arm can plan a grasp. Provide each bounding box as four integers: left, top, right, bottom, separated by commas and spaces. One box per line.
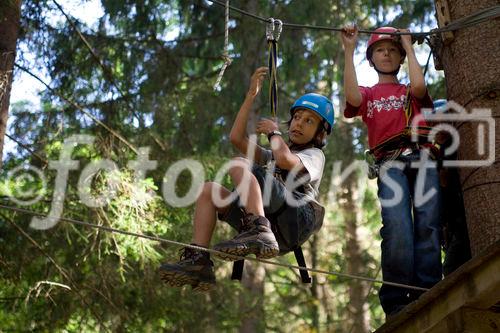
213, 214, 279, 261
159, 246, 216, 292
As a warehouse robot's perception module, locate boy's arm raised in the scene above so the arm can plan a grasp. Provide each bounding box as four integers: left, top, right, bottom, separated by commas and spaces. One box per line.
400, 29, 426, 99
342, 26, 362, 107
230, 67, 267, 161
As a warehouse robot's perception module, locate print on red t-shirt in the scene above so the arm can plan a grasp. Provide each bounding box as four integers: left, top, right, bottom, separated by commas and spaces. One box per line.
344, 83, 433, 148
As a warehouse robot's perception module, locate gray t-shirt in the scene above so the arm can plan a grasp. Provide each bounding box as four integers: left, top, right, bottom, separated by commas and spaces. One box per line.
257, 147, 325, 206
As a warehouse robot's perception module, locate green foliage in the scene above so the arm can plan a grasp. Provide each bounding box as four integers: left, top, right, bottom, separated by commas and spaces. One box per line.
2, 0, 438, 331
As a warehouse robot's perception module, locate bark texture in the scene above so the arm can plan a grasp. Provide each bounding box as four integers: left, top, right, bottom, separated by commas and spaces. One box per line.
439, 0, 500, 256
0, 0, 22, 167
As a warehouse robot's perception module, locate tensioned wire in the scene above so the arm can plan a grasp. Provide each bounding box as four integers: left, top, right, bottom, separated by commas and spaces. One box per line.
0, 204, 429, 292
206, 1, 500, 36
15, 1, 499, 156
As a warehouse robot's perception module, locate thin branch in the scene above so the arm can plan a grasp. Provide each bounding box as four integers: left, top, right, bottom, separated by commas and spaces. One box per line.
0, 212, 112, 333
15, 63, 138, 154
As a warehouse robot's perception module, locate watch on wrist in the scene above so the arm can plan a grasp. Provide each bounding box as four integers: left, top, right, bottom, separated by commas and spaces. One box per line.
267, 130, 282, 141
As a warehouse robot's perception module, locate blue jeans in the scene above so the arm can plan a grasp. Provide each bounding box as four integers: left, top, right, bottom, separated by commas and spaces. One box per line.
377, 151, 442, 315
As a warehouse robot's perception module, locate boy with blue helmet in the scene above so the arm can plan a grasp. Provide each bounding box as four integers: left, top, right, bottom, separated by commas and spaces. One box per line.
341, 26, 442, 317
159, 67, 334, 290
290, 93, 335, 134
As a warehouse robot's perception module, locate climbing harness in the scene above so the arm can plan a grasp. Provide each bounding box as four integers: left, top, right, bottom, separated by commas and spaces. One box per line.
364, 85, 439, 179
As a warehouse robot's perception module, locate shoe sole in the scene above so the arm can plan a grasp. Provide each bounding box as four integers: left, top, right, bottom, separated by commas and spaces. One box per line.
159, 268, 215, 292
213, 241, 279, 261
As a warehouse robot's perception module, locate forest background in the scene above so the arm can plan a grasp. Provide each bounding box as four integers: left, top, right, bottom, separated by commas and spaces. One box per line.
0, 0, 447, 332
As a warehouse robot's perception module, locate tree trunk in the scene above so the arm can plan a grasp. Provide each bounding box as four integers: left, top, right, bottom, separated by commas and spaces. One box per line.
438, 0, 500, 256
239, 262, 266, 333
343, 175, 370, 333
0, 0, 22, 167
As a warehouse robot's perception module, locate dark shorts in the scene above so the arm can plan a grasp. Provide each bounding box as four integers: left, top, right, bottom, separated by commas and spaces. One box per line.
218, 164, 317, 253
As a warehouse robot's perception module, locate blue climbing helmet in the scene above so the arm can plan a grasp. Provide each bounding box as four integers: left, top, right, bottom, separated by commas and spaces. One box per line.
289, 93, 335, 134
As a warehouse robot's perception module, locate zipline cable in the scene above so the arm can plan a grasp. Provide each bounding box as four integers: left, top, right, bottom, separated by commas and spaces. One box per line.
207, 0, 500, 36
0, 203, 429, 292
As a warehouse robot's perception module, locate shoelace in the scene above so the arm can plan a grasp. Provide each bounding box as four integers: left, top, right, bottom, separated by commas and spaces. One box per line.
239, 214, 258, 233
179, 248, 200, 262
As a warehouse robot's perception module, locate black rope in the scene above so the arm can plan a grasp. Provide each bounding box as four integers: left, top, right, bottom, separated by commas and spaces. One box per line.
423, 43, 433, 78
461, 160, 500, 189
268, 39, 278, 118
462, 180, 500, 193
266, 18, 282, 118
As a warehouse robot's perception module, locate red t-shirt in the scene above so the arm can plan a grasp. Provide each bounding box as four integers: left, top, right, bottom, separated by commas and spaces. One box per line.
344, 83, 433, 148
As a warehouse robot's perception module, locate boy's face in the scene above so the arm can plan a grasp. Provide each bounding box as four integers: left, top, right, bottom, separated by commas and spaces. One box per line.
289, 109, 322, 145
369, 40, 404, 72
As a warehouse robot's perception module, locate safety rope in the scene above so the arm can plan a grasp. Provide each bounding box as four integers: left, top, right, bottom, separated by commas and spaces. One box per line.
0, 203, 429, 292
423, 42, 433, 78
266, 18, 282, 119
52, 0, 125, 94
213, 0, 232, 90
207, 0, 500, 37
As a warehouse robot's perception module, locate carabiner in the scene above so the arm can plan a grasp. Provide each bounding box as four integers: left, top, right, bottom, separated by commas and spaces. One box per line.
266, 18, 283, 42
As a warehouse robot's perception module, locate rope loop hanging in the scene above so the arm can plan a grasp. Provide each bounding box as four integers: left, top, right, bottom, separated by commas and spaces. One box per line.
266, 18, 282, 119
213, 0, 232, 90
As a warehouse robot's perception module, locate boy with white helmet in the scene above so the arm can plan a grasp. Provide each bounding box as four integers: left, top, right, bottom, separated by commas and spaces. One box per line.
341, 26, 442, 316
